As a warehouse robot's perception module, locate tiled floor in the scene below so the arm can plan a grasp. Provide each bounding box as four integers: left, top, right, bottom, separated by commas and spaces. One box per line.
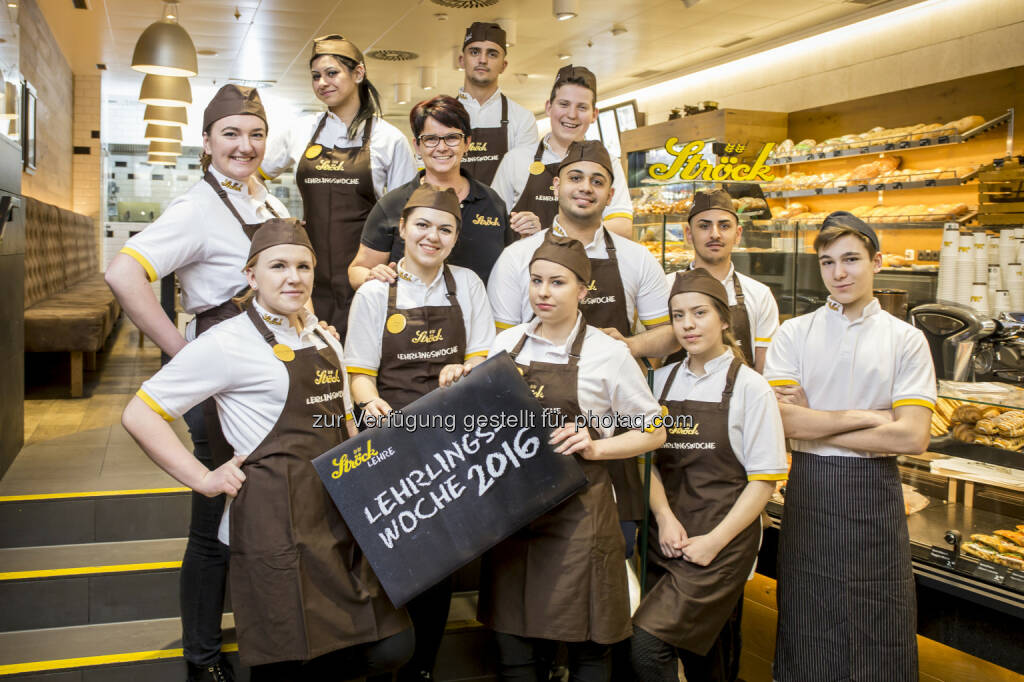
2, 320, 187, 496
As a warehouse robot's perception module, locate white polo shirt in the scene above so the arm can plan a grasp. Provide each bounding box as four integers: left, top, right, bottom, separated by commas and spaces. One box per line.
653, 348, 788, 481
458, 88, 538, 152
260, 113, 418, 199
667, 263, 779, 349
490, 133, 634, 222
490, 314, 661, 439
119, 167, 288, 315
487, 221, 671, 331
135, 300, 354, 544
763, 297, 937, 458
344, 261, 496, 376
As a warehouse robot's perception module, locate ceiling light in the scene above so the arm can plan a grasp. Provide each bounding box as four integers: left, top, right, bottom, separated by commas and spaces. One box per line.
139, 74, 192, 106
420, 66, 437, 91
144, 123, 183, 143
553, 0, 577, 21
131, 2, 198, 77
558, 53, 571, 60
394, 83, 410, 105
148, 154, 176, 165
144, 104, 188, 127
196, 49, 218, 57
611, 25, 628, 36
149, 140, 182, 156
494, 17, 517, 47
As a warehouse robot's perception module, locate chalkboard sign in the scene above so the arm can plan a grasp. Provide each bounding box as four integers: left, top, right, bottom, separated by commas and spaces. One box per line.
313, 352, 588, 607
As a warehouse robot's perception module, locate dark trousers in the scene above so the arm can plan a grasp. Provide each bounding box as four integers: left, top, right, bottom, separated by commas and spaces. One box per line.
495, 633, 611, 682
394, 574, 454, 680
249, 628, 414, 682
630, 596, 744, 682
181, 405, 230, 666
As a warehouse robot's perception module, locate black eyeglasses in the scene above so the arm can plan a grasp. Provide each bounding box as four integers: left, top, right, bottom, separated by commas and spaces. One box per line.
417, 133, 466, 148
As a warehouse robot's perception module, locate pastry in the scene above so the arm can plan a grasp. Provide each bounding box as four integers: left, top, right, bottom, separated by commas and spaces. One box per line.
954, 115, 985, 133
981, 407, 1002, 419
995, 553, 1024, 570
952, 404, 983, 424
963, 541, 998, 562
971, 534, 1023, 554
952, 423, 975, 443
994, 529, 1024, 548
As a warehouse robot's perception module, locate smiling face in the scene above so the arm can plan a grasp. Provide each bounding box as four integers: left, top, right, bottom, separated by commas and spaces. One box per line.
686, 208, 741, 267
553, 161, 613, 223
529, 259, 587, 325
202, 114, 267, 182
246, 244, 315, 320
459, 41, 507, 88
310, 55, 364, 108
670, 291, 728, 358
817, 233, 881, 308
399, 206, 458, 271
545, 83, 596, 147
415, 116, 469, 175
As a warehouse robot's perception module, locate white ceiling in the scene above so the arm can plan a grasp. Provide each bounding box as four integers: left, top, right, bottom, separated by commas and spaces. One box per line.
38, 0, 905, 127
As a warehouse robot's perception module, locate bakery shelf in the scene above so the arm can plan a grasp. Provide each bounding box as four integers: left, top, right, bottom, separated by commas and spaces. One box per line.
764, 175, 969, 199
938, 380, 1024, 408
927, 437, 1024, 473
766, 111, 1013, 167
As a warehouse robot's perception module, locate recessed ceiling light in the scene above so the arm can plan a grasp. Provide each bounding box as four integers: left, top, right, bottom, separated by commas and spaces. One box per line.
197, 49, 218, 57
553, 0, 577, 21
558, 53, 571, 60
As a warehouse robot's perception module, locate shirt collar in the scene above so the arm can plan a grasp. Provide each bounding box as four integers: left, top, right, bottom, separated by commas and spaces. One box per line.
825, 296, 881, 322
688, 261, 736, 285
681, 347, 734, 380
396, 258, 445, 290
322, 111, 370, 140
524, 313, 584, 354
458, 87, 502, 108
416, 167, 484, 202
551, 217, 606, 249
209, 166, 251, 198
251, 299, 317, 340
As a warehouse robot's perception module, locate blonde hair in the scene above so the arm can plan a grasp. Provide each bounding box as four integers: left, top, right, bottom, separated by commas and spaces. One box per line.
230, 254, 259, 310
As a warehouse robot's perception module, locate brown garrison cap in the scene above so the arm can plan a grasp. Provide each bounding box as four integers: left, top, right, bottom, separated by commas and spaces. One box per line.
203, 84, 267, 133
670, 267, 730, 309
245, 219, 315, 267
311, 34, 364, 64
554, 64, 597, 97
530, 231, 591, 283
463, 22, 507, 50
557, 139, 615, 179
688, 188, 738, 223
820, 210, 880, 251
403, 182, 462, 229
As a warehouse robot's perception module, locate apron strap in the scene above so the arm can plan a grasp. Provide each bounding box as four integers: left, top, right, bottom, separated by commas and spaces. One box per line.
732, 271, 745, 304
658, 360, 685, 403
313, 326, 342, 369
308, 112, 330, 147
721, 356, 743, 400
441, 265, 458, 304
203, 171, 280, 234
361, 117, 374, 149
532, 140, 545, 163
499, 94, 509, 127
244, 300, 278, 346
567, 316, 587, 366
387, 275, 399, 311
508, 330, 528, 361
601, 227, 617, 261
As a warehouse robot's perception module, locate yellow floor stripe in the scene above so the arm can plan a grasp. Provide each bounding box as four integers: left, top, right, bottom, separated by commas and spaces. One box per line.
0, 561, 183, 581
0, 644, 238, 675
0, 487, 189, 503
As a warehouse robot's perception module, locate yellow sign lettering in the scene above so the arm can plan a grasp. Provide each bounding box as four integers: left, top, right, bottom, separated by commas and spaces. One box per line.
411, 329, 444, 344
331, 439, 380, 478
648, 139, 775, 183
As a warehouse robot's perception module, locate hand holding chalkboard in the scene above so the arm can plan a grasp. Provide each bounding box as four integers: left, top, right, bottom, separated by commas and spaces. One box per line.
313, 352, 587, 607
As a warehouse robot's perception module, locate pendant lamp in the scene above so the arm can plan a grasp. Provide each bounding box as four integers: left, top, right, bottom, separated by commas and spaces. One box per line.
148, 154, 176, 165
144, 123, 183, 143
149, 140, 182, 156
139, 74, 192, 106
144, 104, 188, 127
131, 2, 198, 77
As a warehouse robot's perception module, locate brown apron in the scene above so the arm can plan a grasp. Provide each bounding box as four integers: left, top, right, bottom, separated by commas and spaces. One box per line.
633, 356, 760, 655
478, 322, 632, 644
666, 269, 754, 367
376, 266, 468, 411
461, 93, 508, 185
297, 114, 376, 338
511, 141, 560, 231
195, 170, 281, 465
228, 303, 409, 667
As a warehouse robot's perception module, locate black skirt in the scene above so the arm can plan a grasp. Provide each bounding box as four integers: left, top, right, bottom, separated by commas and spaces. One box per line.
773, 451, 917, 682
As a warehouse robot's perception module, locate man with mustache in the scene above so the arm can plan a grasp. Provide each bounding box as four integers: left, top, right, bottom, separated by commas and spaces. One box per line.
457, 21, 538, 186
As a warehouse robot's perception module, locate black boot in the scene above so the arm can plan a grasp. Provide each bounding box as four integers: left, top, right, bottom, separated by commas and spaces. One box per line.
186, 655, 235, 682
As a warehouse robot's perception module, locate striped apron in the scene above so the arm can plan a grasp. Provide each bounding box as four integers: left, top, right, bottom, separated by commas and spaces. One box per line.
773, 451, 917, 681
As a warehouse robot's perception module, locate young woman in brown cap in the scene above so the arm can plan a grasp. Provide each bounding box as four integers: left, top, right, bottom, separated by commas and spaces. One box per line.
344, 184, 495, 681
261, 34, 417, 339
121, 219, 412, 681
105, 84, 287, 682
630, 268, 787, 682
479, 232, 665, 682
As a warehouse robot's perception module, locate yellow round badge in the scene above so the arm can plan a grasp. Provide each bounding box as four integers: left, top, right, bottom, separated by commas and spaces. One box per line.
386, 313, 407, 334
529, 161, 546, 176
304, 144, 323, 159
272, 343, 295, 362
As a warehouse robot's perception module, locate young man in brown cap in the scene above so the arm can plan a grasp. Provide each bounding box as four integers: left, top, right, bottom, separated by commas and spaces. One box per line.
457, 21, 538, 185
491, 65, 633, 238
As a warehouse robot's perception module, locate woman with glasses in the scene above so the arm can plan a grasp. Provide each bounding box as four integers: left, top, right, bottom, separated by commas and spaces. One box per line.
261, 34, 417, 339
349, 95, 512, 290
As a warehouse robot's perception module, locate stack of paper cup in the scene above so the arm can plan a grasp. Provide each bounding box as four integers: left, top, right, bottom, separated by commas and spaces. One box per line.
994, 289, 1011, 315
970, 282, 990, 317
989, 264, 1002, 305
999, 230, 1015, 275
989, 230, 1002, 265
955, 243, 975, 306
1008, 262, 1024, 310
1015, 227, 1024, 265
937, 224, 960, 302
974, 232, 989, 283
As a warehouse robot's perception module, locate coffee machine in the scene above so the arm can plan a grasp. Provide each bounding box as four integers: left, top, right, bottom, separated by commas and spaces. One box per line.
911, 302, 1024, 384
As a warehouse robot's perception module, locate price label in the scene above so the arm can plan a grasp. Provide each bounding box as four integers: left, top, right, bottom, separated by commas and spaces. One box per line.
973, 560, 1006, 584
838, 186, 848, 194
930, 545, 955, 565
920, 139, 932, 146
859, 147, 870, 154
832, 150, 843, 158
898, 141, 910, 149
874, 183, 886, 191
893, 182, 903, 190
937, 135, 950, 144
884, 143, 896, 151
1006, 570, 1024, 594
925, 179, 937, 187
802, 154, 814, 162
857, 184, 868, 192
814, 188, 824, 195
817, 152, 827, 159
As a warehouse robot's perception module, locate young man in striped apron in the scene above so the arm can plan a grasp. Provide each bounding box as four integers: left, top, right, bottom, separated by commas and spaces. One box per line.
764, 211, 935, 682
